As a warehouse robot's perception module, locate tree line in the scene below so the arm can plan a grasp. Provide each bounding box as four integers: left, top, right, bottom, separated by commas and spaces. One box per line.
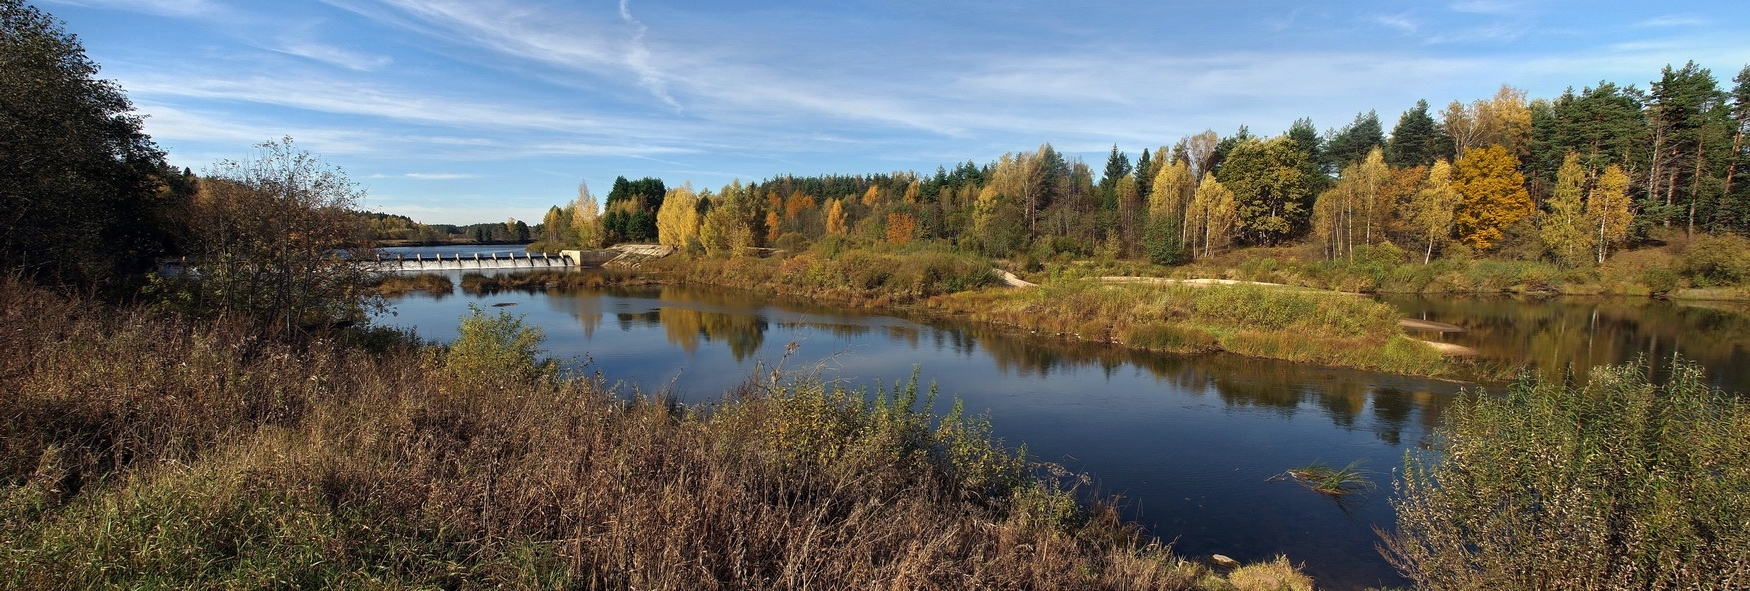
534, 65, 1750, 271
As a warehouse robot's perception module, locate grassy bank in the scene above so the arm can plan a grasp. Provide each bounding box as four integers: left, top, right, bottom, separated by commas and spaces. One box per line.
612, 242, 1458, 378
0, 278, 1306, 589
368, 273, 455, 297
648, 240, 997, 308
927, 280, 1452, 377
1064, 233, 1750, 300
458, 268, 654, 294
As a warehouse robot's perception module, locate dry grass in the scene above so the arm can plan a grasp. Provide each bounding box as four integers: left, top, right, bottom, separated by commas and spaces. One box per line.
1383, 359, 1750, 590
0, 277, 1284, 589
458, 268, 654, 294
368, 273, 455, 297
927, 280, 1453, 377
649, 243, 996, 309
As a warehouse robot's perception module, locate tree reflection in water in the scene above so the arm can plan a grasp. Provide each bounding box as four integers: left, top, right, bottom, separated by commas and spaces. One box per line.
1382, 295, 1750, 391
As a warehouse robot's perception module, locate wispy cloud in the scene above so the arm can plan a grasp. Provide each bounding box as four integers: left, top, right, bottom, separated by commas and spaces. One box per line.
273, 42, 393, 71
1635, 14, 1708, 28
1448, 0, 1519, 15
376, 172, 479, 180
42, 0, 228, 18
618, 0, 677, 109
1375, 13, 1419, 34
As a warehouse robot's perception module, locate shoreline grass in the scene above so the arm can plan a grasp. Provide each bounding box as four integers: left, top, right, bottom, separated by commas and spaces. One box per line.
0, 277, 1301, 589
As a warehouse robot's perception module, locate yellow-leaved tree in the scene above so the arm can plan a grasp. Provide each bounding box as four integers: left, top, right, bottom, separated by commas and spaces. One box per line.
655, 184, 699, 249
1150, 160, 1194, 250
1401, 159, 1462, 264
1186, 173, 1237, 258
1587, 164, 1633, 264
886, 212, 917, 244
825, 198, 848, 235
571, 180, 604, 249
1539, 153, 1594, 266
1453, 145, 1533, 251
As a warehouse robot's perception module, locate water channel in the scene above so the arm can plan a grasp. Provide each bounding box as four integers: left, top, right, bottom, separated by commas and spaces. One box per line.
373, 247, 1750, 590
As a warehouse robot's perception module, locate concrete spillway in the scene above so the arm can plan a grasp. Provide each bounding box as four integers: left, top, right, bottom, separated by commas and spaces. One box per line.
367, 252, 572, 272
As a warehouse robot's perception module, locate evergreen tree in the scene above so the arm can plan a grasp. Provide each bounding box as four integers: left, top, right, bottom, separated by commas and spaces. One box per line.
1324, 110, 1385, 172
1132, 147, 1153, 198
1646, 61, 1729, 235
1387, 99, 1442, 168
1720, 66, 1750, 232
1099, 145, 1130, 211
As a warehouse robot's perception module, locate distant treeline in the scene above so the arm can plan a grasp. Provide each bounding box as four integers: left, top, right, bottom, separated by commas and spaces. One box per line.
532, 62, 1750, 273
360, 212, 531, 245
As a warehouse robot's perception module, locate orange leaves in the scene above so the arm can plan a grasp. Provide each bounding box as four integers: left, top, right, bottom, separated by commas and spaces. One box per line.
885, 212, 917, 245
1453, 145, 1532, 251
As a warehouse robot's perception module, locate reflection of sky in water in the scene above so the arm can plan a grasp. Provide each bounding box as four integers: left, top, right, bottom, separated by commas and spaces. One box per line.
377, 278, 1750, 590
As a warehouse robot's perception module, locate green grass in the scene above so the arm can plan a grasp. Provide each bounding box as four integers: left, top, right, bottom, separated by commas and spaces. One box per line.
1275, 461, 1375, 496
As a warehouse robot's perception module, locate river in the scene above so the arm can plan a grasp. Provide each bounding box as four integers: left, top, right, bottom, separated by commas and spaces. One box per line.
373, 249, 1750, 590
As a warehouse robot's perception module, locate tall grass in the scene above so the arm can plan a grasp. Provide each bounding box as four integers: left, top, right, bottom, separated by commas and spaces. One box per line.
652, 241, 996, 307
932, 281, 1451, 377
1383, 358, 1750, 589
0, 277, 1278, 589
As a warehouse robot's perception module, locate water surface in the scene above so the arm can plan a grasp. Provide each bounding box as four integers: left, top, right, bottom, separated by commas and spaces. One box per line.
375, 255, 1750, 590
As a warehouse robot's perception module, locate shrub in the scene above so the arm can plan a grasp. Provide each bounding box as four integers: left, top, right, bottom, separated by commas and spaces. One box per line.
1384, 358, 1750, 589
445, 305, 549, 385
1679, 233, 1750, 287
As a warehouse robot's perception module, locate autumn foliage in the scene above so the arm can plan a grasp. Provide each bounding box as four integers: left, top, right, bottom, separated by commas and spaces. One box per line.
1452, 145, 1533, 251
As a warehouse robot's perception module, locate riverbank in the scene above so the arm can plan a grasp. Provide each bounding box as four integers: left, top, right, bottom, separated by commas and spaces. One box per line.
1047, 236, 1750, 302
0, 277, 1312, 589
630, 248, 1468, 379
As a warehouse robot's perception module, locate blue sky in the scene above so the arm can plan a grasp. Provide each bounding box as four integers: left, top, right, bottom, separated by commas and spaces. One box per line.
40, 0, 1750, 225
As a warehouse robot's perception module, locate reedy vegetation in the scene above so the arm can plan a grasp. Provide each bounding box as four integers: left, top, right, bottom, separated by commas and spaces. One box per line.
1, 278, 1263, 590
927, 280, 1448, 377
1385, 358, 1750, 589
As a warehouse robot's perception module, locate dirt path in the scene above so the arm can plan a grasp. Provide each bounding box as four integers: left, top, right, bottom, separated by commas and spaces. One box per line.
1398, 318, 1465, 333
994, 269, 1037, 288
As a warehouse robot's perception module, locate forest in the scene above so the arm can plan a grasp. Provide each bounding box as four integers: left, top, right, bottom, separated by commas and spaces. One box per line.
532, 68, 1750, 283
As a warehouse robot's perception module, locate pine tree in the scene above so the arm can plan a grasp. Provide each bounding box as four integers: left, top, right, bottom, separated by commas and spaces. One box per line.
1325, 110, 1385, 171
1387, 99, 1442, 168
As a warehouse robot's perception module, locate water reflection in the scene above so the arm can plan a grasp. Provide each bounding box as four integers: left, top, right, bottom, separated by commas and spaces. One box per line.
1384, 295, 1750, 391
379, 280, 1492, 589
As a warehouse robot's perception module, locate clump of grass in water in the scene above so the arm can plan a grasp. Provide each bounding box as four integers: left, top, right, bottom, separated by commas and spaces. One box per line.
1273, 460, 1376, 496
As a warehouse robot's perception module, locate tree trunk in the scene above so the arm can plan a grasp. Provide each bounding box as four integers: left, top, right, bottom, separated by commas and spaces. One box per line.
1689, 135, 1705, 238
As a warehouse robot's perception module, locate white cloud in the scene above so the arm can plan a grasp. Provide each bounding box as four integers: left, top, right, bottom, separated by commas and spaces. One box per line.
375, 172, 479, 180
618, 0, 677, 109
274, 42, 393, 71
1634, 15, 1708, 28
41, 0, 228, 18
1448, 0, 1519, 15
1375, 13, 1419, 34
